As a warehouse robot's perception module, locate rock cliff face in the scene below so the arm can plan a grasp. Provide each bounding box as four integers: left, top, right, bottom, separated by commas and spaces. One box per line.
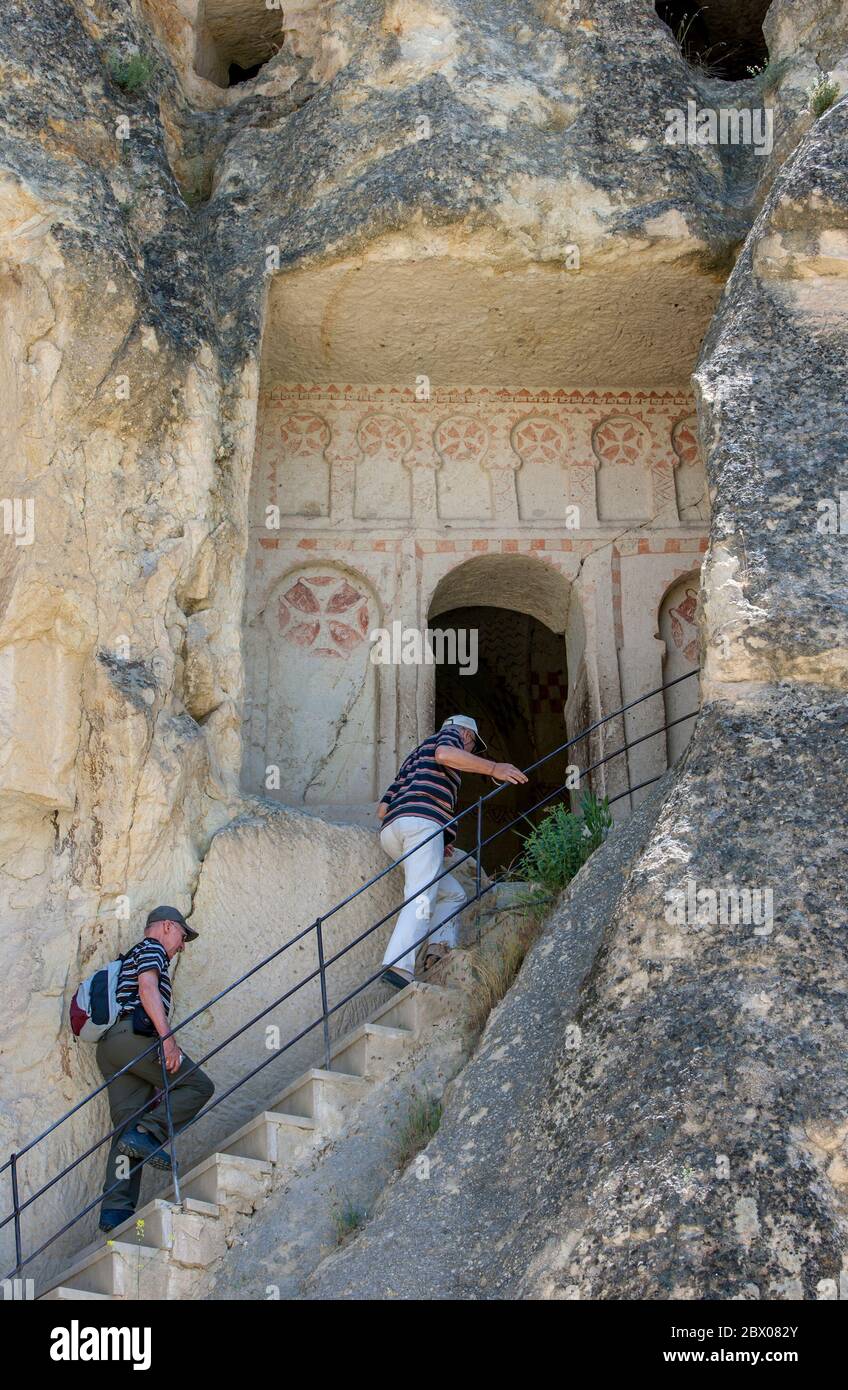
306, 35, 848, 1299
0, 0, 846, 1292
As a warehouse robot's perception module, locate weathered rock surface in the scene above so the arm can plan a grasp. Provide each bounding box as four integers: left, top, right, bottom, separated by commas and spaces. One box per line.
173, 806, 403, 1169
0, 0, 846, 1295
305, 774, 673, 1298
304, 95, 848, 1301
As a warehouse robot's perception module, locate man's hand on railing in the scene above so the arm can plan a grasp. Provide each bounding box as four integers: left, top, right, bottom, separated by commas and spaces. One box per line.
162, 1035, 182, 1075
489, 762, 529, 786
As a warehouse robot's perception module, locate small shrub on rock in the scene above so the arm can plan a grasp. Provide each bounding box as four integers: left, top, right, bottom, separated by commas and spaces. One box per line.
516, 791, 612, 898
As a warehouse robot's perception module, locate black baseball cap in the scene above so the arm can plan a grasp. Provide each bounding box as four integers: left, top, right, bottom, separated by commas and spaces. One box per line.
145, 905, 198, 941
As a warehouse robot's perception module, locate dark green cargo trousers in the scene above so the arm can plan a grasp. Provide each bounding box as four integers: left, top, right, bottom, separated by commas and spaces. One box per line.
96, 1016, 214, 1215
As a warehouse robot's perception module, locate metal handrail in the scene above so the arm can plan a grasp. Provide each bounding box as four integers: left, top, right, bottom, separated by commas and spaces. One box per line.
2, 669, 699, 1280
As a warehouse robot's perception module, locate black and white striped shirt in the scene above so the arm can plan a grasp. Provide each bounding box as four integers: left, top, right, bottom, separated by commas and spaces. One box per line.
379, 728, 465, 844
116, 939, 172, 1017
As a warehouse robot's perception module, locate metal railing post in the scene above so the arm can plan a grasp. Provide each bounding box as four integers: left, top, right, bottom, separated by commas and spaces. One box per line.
10, 1153, 22, 1276
315, 918, 332, 1072
158, 1042, 181, 1206
475, 796, 483, 945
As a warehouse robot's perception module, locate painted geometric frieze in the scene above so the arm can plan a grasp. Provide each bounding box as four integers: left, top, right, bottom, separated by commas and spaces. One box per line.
255, 386, 700, 529
530, 670, 569, 716
277, 573, 371, 657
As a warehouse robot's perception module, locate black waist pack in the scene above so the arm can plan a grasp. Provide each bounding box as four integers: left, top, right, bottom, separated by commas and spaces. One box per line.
131, 1002, 157, 1037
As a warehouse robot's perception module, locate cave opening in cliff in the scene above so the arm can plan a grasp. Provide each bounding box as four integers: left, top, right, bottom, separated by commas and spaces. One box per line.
228, 61, 265, 86
426, 554, 574, 874
194, 0, 284, 88
655, 1, 770, 80
243, 247, 710, 828
430, 603, 570, 875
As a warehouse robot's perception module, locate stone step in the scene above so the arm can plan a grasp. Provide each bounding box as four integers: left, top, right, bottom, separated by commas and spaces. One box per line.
79, 1195, 219, 1252
369, 980, 463, 1034
222, 1110, 317, 1165
177, 1151, 272, 1213
36, 977, 466, 1301
45, 1239, 172, 1299
40, 1286, 115, 1301
329, 1021, 412, 1080
37, 1196, 224, 1301
271, 1068, 369, 1133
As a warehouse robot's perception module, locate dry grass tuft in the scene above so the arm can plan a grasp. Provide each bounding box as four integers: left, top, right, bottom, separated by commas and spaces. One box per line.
394, 1091, 443, 1170
465, 909, 543, 1037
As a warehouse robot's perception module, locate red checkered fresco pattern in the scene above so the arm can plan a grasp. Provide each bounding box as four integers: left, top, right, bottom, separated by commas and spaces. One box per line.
530, 673, 568, 716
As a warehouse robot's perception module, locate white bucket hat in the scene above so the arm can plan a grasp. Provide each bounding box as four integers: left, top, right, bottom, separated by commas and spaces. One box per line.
441, 715, 487, 753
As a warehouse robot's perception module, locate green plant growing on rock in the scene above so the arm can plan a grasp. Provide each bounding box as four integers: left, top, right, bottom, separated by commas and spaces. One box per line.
515, 791, 612, 899
807, 74, 840, 118
757, 55, 793, 95
394, 1091, 442, 1170
331, 1196, 366, 1245
107, 49, 157, 94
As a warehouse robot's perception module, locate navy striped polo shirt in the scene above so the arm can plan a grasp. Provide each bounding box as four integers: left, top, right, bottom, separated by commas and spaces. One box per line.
379, 727, 466, 844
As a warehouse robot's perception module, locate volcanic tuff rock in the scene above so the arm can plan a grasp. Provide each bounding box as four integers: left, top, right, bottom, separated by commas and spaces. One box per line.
0, 0, 846, 1292
305, 91, 848, 1300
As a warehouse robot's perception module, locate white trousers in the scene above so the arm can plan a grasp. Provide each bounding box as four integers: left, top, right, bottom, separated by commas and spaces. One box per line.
380, 816, 467, 976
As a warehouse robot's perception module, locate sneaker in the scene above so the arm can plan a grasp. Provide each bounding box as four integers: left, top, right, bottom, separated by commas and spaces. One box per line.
117, 1125, 172, 1171
99, 1208, 131, 1234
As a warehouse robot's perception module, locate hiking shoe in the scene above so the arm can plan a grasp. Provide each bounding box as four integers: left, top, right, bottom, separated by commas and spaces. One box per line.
99, 1209, 131, 1234
117, 1125, 172, 1171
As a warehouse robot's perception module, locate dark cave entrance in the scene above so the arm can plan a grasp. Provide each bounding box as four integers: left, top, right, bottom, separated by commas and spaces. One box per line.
432, 605, 570, 876
194, 1, 284, 89
227, 61, 265, 87
655, 1, 771, 80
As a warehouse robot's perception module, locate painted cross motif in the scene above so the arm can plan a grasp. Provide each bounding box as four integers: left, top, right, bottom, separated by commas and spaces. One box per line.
277, 575, 370, 658
512, 417, 568, 466
279, 413, 331, 460
357, 414, 413, 463
433, 417, 489, 464
592, 416, 650, 465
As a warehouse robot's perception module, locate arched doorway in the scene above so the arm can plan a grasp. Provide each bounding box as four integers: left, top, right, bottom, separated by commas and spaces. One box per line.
427, 555, 572, 873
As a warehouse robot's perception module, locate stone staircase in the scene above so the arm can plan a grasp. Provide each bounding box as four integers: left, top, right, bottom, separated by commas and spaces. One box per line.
38, 980, 465, 1300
